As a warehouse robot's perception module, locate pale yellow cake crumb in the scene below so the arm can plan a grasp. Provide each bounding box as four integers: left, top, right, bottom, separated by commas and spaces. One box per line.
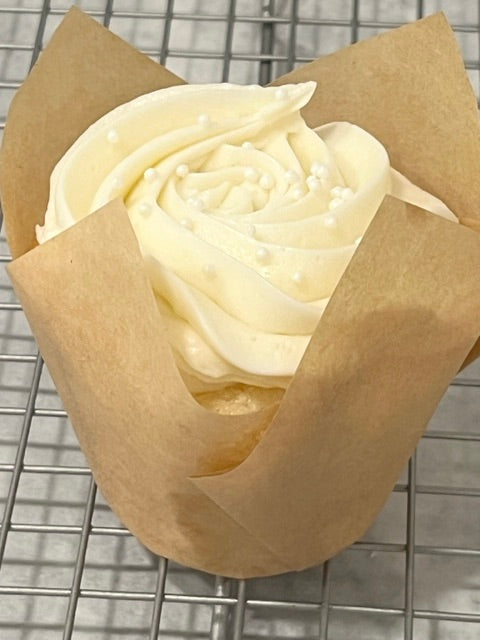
194, 384, 284, 415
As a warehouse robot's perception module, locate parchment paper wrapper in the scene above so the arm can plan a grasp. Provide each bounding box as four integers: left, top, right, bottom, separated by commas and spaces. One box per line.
1, 8, 480, 578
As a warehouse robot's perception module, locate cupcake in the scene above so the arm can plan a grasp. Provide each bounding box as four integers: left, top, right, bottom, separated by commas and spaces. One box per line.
1, 8, 480, 577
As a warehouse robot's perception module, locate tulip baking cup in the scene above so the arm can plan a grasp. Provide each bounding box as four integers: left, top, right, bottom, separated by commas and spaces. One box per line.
1, 8, 480, 578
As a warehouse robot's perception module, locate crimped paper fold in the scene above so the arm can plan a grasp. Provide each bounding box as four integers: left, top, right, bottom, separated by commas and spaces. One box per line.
1, 8, 480, 577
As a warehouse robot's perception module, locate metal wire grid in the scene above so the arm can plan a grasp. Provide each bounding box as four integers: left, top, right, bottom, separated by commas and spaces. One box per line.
0, 1, 479, 638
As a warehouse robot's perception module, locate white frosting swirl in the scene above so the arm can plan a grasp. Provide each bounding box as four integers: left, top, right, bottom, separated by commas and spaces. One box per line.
37, 82, 457, 390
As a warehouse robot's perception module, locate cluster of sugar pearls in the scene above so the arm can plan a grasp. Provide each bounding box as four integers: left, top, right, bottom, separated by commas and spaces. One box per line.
104, 86, 361, 295
104, 84, 357, 228
126, 167, 355, 291
163, 161, 356, 290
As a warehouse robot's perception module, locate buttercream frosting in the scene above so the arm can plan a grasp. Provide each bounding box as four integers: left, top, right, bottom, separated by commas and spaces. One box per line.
36, 82, 457, 390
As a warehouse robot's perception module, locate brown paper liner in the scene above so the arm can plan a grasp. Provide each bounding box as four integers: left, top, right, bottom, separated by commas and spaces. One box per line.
1, 8, 480, 577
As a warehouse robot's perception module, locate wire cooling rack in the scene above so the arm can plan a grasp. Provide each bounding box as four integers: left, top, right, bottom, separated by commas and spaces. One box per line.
0, 1, 480, 639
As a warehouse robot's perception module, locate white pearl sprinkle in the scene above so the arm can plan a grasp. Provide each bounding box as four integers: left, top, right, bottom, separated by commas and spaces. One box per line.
292, 186, 306, 200
306, 175, 322, 192
202, 263, 217, 278
330, 186, 344, 198
275, 87, 288, 100
255, 247, 270, 263
187, 196, 205, 211
284, 170, 300, 184
324, 214, 338, 229
259, 174, 274, 190
138, 202, 151, 216
242, 141, 254, 150
354, 236, 363, 246
244, 166, 260, 182
342, 187, 354, 200
175, 164, 189, 178
111, 176, 124, 190
198, 113, 211, 127
144, 168, 159, 183
311, 162, 329, 179
328, 197, 343, 210
180, 217, 194, 230
292, 271, 304, 285
107, 128, 119, 144
245, 224, 256, 237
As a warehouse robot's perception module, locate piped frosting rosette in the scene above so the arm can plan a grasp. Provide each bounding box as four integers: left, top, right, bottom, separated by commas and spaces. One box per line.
37, 82, 456, 391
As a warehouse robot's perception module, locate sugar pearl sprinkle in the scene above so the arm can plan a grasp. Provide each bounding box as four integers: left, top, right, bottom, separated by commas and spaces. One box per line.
255, 247, 270, 263
330, 186, 344, 198
180, 217, 194, 230
324, 214, 338, 229
328, 198, 343, 211
187, 196, 205, 211
107, 128, 119, 144
144, 168, 159, 183
275, 87, 288, 100
291, 186, 306, 200
242, 141, 254, 150
138, 202, 152, 216
306, 175, 322, 192
244, 167, 260, 182
259, 173, 274, 190
292, 271, 304, 285
111, 176, 124, 191
331, 185, 354, 200
310, 161, 329, 179
202, 263, 217, 279
175, 164, 189, 178
284, 170, 300, 185
198, 113, 211, 127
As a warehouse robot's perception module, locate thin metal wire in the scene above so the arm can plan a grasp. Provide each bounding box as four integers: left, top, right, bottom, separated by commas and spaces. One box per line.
351, 0, 359, 44
210, 577, 232, 640
319, 561, 331, 640
231, 579, 246, 640
103, 0, 114, 28
63, 478, 97, 640
259, 1, 275, 85
0, 355, 43, 564
159, 0, 174, 66
148, 556, 168, 640
286, 0, 297, 72
222, 0, 236, 82
416, 0, 424, 21
404, 454, 417, 640
0, 585, 478, 624
0, 5, 478, 33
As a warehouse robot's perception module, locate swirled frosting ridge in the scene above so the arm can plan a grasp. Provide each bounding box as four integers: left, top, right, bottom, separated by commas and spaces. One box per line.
37, 82, 456, 391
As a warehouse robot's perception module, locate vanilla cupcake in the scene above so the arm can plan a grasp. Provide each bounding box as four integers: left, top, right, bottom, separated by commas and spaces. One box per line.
2, 8, 480, 579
